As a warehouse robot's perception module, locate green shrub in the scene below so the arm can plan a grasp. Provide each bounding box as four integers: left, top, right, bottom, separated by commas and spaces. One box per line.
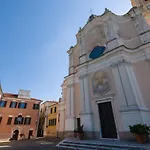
129, 124, 150, 135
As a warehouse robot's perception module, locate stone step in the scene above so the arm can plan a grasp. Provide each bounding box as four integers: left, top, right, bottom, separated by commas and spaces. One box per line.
56, 140, 146, 150
63, 140, 145, 149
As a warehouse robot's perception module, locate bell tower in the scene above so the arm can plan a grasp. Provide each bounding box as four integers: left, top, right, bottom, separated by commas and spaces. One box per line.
131, 0, 150, 25
131, 0, 150, 7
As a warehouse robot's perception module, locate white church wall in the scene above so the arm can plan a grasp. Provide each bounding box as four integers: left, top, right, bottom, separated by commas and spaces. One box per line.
133, 60, 150, 110
74, 83, 81, 120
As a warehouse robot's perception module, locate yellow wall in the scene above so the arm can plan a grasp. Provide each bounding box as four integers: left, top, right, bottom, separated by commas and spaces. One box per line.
46, 103, 58, 137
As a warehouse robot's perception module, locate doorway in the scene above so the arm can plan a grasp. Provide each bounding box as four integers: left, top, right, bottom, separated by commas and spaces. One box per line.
12, 130, 19, 140
98, 101, 117, 139
77, 118, 80, 129
28, 130, 33, 139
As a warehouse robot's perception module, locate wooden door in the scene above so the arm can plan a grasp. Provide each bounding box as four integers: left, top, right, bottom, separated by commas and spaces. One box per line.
98, 102, 117, 139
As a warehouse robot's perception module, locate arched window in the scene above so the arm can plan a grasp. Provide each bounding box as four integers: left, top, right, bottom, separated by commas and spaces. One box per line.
14, 115, 24, 125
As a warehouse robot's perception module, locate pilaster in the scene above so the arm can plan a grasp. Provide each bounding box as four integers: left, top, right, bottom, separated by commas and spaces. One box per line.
104, 17, 123, 51
65, 83, 75, 131
79, 73, 94, 137
111, 59, 150, 131
130, 7, 150, 44
78, 32, 87, 64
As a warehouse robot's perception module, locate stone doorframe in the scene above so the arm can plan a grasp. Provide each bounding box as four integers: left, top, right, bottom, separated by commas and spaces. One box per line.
11, 126, 21, 139
95, 95, 120, 140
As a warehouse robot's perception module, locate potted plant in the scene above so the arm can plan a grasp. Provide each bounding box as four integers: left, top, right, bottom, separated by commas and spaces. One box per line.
129, 123, 150, 144
77, 125, 84, 140
74, 129, 77, 138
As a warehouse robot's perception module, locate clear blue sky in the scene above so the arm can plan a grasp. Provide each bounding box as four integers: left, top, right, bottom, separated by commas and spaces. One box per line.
0, 0, 131, 101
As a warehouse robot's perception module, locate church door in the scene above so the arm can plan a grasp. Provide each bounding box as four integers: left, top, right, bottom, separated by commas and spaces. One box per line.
98, 102, 117, 139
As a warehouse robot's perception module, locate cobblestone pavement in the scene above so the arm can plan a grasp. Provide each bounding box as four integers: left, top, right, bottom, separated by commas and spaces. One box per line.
0, 137, 62, 150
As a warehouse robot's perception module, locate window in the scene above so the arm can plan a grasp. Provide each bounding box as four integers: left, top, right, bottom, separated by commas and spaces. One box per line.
0, 117, 2, 124
14, 115, 24, 125
54, 119, 56, 125
9, 101, 17, 108
49, 119, 56, 126
0, 100, 7, 107
52, 119, 54, 126
18, 102, 27, 109
33, 104, 39, 110
49, 119, 51, 126
54, 107, 57, 113
50, 108, 53, 114
7, 117, 12, 125
24, 117, 31, 125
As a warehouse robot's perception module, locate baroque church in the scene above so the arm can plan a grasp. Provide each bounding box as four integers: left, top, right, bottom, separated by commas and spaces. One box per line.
59, 0, 150, 140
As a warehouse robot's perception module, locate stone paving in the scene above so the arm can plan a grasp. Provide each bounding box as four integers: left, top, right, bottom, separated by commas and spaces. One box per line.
0, 137, 62, 150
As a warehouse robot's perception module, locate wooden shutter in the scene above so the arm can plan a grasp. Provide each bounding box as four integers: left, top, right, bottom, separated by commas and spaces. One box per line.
4, 101, 7, 107
14, 117, 17, 124
0, 117, 2, 124
24, 103, 27, 109
7, 117, 12, 125
18, 103, 21, 108
28, 118, 31, 125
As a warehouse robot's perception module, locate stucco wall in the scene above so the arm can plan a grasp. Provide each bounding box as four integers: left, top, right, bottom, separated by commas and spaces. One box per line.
133, 60, 150, 109
0, 98, 40, 139
74, 83, 81, 120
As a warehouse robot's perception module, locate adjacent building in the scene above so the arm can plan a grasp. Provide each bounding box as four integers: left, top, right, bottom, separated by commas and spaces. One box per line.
57, 98, 66, 138
61, 0, 150, 140
37, 101, 57, 137
131, 0, 150, 25
0, 87, 42, 140
46, 103, 58, 137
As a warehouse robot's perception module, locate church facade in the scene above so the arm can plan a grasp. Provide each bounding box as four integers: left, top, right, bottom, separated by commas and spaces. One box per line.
61, 0, 150, 140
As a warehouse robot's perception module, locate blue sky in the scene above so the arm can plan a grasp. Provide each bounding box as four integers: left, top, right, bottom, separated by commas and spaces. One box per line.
0, 0, 131, 101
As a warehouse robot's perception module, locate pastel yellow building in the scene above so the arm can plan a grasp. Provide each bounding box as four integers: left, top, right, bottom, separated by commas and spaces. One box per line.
46, 103, 58, 137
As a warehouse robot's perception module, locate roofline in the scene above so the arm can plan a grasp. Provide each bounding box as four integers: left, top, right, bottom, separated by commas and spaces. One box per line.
3, 93, 43, 102
41, 100, 58, 105
48, 102, 58, 107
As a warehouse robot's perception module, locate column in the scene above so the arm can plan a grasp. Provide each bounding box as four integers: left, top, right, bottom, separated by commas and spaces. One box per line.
65, 84, 75, 131
79, 74, 93, 138
104, 18, 123, 51
78, 32, 87, 64
131, 8, 150, 44
111, 59, 150, 131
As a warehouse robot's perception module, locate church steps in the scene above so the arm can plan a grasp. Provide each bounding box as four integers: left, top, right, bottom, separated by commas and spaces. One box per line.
56, 140, 147, 150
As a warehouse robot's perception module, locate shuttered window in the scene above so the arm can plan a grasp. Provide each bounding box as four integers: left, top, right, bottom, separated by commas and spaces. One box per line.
18, 102, 27, 109
7, 117, 12, 125
24, 117, 31, 125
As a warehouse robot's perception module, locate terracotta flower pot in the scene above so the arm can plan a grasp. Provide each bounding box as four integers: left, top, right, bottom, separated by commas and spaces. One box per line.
77, 132, 84, 140
134, 134, 149, 144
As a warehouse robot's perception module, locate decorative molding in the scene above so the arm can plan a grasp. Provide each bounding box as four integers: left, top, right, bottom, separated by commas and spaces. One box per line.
66, 116, 75, 119
92, 71, 110, 96
110, 59, 131, 68
80, 112, 93, 116
79, 73, 88, 80
95, 94, 114, 103
94, 92, 115, 101
67, 83, 74, 88
120, 106, 150, 112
